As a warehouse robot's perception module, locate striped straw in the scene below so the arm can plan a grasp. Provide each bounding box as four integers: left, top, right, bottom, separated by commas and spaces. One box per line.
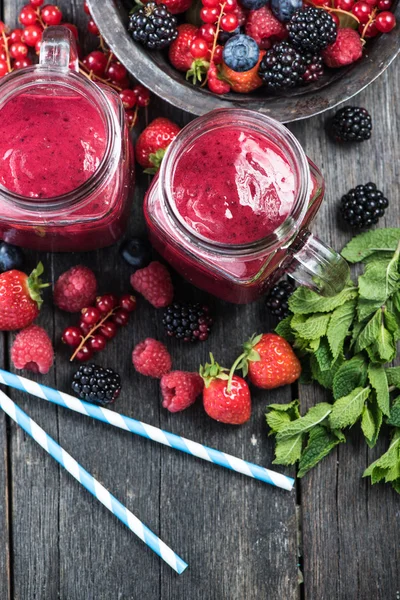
0, 369, 294, 491
0, 389, 187, 574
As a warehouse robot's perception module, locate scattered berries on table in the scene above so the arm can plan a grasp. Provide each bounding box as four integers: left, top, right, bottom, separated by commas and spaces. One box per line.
330, 106, 372, 142
11, 325, 54, 374
163, 302, 213, 342
0, 242, 24, 273
131, 261, 174, 308
222, 34, 260, 72
132, 338, 172, 378
120, 237, 153, 271
129, 3, 178, 50
302, 52, 324, 83
72, 364, 122, 406
258, 41, 305, 89
136, 117, 181, 173
54, 265, 97, 313
271, 0, 303, 22
321, 28, 363, 68
0, 263, 47, 331
339, 182, 389, 229
245, 6, 287, 50
236, 333, 301, 389
287, 7, 338, 53
265, 280, 295, 319
160, 371, 204, 412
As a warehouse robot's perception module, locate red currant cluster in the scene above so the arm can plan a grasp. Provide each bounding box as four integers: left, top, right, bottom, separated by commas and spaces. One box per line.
62, 294, 137, 362
315, 0, 396, 38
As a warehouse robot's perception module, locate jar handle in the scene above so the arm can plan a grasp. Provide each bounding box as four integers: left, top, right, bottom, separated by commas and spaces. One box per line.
39, 26, 79, 72
289, 232, 350, 296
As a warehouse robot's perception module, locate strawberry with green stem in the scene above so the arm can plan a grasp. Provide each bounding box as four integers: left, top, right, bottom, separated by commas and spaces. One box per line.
135, 117, 181, 174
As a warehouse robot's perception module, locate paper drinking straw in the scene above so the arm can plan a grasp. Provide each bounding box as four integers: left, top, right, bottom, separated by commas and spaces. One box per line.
0, 389, 187, 574
0, 369, 294, 492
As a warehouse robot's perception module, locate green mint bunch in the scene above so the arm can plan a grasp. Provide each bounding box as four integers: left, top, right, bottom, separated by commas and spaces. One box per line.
266, 228, 400, 494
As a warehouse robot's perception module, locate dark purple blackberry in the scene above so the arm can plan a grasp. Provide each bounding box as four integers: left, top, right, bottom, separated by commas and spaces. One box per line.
266, 280, 295, 320
129, 3, 177, 50
330, 106, 372, 142
340, 183, 389, 229
288, 7, 337, 53
302, 52, 324, 83
163, 302, 213, 342
258, 41, 305, 90
72, 364, 121, 406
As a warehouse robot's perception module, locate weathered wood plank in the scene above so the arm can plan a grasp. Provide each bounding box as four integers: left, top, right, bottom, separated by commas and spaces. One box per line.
0, 334, 11, 600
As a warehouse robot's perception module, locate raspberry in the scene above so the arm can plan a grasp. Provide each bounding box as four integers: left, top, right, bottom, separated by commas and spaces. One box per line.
130, 261, 173, 308
322, 28, 363, 68
132, 338, 172, 378
11, 325, 54, 374
54, 265, 97, 313
245, 6, 287, 49
160, 371, 204, 412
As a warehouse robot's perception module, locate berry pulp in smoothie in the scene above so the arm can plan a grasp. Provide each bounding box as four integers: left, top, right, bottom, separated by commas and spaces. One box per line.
171, 125, 296, 245
0, 92, 106, 198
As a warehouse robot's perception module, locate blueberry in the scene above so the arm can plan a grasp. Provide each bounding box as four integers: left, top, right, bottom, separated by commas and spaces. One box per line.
223, 34, 260, 73
119, 237, 152, 271
271, 0, 303, 22
0, 242, 24, 273
239, 0, 268, 9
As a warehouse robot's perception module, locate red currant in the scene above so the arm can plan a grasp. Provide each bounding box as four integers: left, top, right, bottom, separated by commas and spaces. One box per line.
201, 0, 220, 7
13, 57, 32, 69
190, 37, 209, 59
10, 29, 24, 43
89, 334, 107, 352
364, 0, 377, 5
75, 344, 93, 362
200, 7, 219, 23
0, 51, 7, 61
83, 0, 91, 14
105, 61, 127, 82
79, 321, 92, 336
132, 84, 150, 107
81, 306, 101, 325
96, 294, 118, 313
0, 60, 8, 77
331, 13, 340, 26
199, 24, 217, 43
87, 19, 100, 35
119, 89, 137, 109
224, 0, 237, 12
63, 23, 79, 39
359, 20, 379, 36
19, 5, 38, 26
118, 77, 131, 90
41, 5, 63, 25
352, 1, 372, 23
9, 42, 29, 59
375, 11, 396, 31
335, 0, 355, 8
62, 326, 82, 347
35, 39, 42, 54
125, 109, 137, 127
99, 320, 118, 339
220, 13, 239, 32
213, 44, 223, 64
119, 294, 137, 312
30, 0, 44, 6
22, 25, 43, 47
83, 50, 108, 77
112, 309, 130, 326
377, 0, 391, 8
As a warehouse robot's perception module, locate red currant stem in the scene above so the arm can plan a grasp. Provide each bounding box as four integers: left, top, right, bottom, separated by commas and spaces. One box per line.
324, 6, 360, 22
1, 31, 12, 73
78, 61, 123, 91
129, 105, 139, 130
202, 1, 226, 87
360, 7, 377, 41
69, 306, 119, 361
35, 7, 47, 29
98, 34, 107, 52
105, 48, 114, 71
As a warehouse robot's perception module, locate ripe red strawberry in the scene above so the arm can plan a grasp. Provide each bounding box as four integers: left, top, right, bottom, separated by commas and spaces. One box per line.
133, 338, 172, 378
245, 7, 287, 49
169, 24, 198, 71
237, 333, 301, 389
135, 118, 181, 174
220, 50, 265, 93
207, 62, 231, 95
161, 370, 204, 412
11, 325, 54, 374
200, 354, 251, 425
0, 263, 48, 331
130, 261, 174, 308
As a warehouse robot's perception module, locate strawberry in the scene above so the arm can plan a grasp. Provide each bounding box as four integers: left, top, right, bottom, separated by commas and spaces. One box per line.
207, 62, 231, 95
220, 50, 265, 93
200, 354, 251, 425
0, 263, 48, 331
135, 118, 181, 174
169, 24, 198, 71
236, 333, 301, 389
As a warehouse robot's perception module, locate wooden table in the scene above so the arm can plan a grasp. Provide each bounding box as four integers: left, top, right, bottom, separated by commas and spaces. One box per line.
0, 1, 399, 598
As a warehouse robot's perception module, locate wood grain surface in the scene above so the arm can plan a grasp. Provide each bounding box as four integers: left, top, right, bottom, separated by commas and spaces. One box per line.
0, 0, 399, 598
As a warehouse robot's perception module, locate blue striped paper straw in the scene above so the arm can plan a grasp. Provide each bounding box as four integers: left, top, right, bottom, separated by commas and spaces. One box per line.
0, 369, 294, 491
0, 389, 187, 574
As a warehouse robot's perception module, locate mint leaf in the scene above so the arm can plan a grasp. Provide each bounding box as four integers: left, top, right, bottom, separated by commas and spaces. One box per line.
297, 426, 345, 477
274, 316, 294, 342
288, 286, 357, 315
314, 337, 333, 372
361, 398, 382, 448
357, 297, 383, 322
383, 309, 400, 342
341, 228, 400, 263
387, 397, 400, 427
327, 299, 356, 358
273, 434, 303, 465
368, 364, 390, 416
267, 400, 300, 415
363, 251, 398, 265
358, 244, 400, 302
276, 403, 332, 441
266, 400, 300, 433
291, 312, 331, 340
375, 322, 396, 363
386, 367, 400, 388
333, 355, 368, 400
355, 308, 381, 353
329, 387, 370, 429
363, 429, 400, 482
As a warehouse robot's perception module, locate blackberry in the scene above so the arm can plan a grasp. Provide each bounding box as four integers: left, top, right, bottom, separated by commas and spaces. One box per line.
163, 302, 213, 342
265, 280, 295, 320
129, 3, 177, 50
288, 7, 337, 53
302, 52, 324, 83
258, 41, 305, 90
340, 183, 389, 229
330, 106, 372, 142
72, 364, 121, 406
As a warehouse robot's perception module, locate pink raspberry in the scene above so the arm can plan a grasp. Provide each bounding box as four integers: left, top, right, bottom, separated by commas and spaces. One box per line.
322, 28, 363, 68
130, 261, 173, 308
11, 325, 54, 374
161, 371, 204, 413
54, 265, 97, 313
245, 7, 287, 49
132, 338, 172, 378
